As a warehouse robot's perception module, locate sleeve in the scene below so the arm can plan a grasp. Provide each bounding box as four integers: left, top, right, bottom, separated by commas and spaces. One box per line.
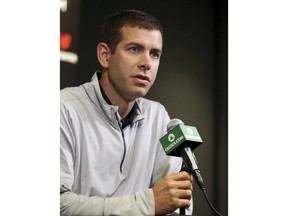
61, 185, 155, 216
60, 102, 155, 215
150, 140, 183, 187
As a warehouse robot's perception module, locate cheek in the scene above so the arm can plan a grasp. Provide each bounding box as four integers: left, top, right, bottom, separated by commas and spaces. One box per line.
151, 63, 159, 77
149, 71, 158, 86
113, 55, 137, 72
108, 57, 125, 76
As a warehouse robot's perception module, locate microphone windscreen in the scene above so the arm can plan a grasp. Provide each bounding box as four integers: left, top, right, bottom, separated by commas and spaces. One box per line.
167, 118, 184, 132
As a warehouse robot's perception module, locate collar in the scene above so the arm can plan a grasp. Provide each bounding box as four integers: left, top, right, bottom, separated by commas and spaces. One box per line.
99, 78, 138, 129
83, 72, 144, 129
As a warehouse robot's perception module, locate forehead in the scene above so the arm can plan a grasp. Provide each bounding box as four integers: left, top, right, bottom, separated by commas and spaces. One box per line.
119, 26, 163, 49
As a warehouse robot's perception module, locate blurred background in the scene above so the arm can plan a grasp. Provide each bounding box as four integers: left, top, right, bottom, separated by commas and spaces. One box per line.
60, 0, 228, 215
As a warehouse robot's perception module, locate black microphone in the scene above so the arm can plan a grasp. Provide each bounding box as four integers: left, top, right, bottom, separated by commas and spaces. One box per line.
160, 118, 205, 190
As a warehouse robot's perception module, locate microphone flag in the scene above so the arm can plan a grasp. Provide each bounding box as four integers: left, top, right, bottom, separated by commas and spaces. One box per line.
160, 124, 203, 157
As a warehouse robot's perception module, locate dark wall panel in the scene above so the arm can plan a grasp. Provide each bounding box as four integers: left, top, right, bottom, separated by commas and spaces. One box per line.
60, 0, 80, 89
61, 0, 228, 215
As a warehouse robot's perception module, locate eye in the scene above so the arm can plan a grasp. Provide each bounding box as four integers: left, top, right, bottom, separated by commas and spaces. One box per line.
150, 52, 160, 59
128, 47, 140, 53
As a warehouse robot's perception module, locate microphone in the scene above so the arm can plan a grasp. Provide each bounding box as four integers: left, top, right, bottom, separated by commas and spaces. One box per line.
160, 119, 205, 190
161, 119, 223, 216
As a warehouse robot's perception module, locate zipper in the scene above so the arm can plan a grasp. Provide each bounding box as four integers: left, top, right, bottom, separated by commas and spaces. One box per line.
115, 113, 126, 173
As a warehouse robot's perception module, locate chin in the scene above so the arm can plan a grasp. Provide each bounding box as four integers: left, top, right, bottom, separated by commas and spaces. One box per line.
134, 86, 149, 95
132, 91, 148, 100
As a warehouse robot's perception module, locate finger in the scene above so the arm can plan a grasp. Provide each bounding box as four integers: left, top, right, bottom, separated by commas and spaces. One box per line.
176, 180, 192, 190
177, 189, 192, 200
169, 171, 192, 181
177, 198, 191, 208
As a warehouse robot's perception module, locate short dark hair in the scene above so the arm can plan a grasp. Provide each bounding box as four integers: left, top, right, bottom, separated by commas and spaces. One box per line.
100, 9, 163, 54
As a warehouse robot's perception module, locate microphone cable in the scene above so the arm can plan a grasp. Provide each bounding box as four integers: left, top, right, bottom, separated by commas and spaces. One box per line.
180, 164, 223, 216
202, 188, 223, 216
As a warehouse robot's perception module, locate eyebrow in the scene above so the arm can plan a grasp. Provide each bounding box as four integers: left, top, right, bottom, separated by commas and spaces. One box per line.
126, 42, 162, 54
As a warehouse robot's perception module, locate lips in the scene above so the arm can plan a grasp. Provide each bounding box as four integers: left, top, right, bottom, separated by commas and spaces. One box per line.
133, 75, 150, 82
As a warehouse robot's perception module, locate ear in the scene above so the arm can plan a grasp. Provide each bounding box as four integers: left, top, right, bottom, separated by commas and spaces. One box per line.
97, 42, 110, 68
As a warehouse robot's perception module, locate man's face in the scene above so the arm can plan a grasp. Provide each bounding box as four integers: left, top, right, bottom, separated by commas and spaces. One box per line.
107, 26, 163, 102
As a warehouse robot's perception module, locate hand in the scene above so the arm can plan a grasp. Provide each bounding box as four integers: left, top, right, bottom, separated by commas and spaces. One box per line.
152, 171, 193, 215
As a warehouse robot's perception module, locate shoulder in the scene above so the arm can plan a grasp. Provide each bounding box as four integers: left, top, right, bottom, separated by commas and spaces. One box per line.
61, 86, 83, 102
136, 97, 170, 127
136, 97, 167, 114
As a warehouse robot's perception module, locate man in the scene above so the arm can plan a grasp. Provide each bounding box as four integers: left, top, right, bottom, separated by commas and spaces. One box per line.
60, 9, 193, 215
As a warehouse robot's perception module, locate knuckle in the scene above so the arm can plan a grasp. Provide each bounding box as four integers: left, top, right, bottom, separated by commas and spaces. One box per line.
166, 181, 175, 190
186, 190, 192, 199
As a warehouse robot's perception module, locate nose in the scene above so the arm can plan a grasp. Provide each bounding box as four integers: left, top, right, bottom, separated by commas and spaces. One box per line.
138, 52, 151, 72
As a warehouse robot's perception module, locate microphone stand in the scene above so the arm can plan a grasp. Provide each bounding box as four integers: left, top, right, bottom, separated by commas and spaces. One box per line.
179, 163, 188, 215
179, 207, 186, 215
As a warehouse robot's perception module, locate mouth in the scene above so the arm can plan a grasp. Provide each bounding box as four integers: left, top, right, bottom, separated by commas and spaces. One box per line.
133, 74, 150, 82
